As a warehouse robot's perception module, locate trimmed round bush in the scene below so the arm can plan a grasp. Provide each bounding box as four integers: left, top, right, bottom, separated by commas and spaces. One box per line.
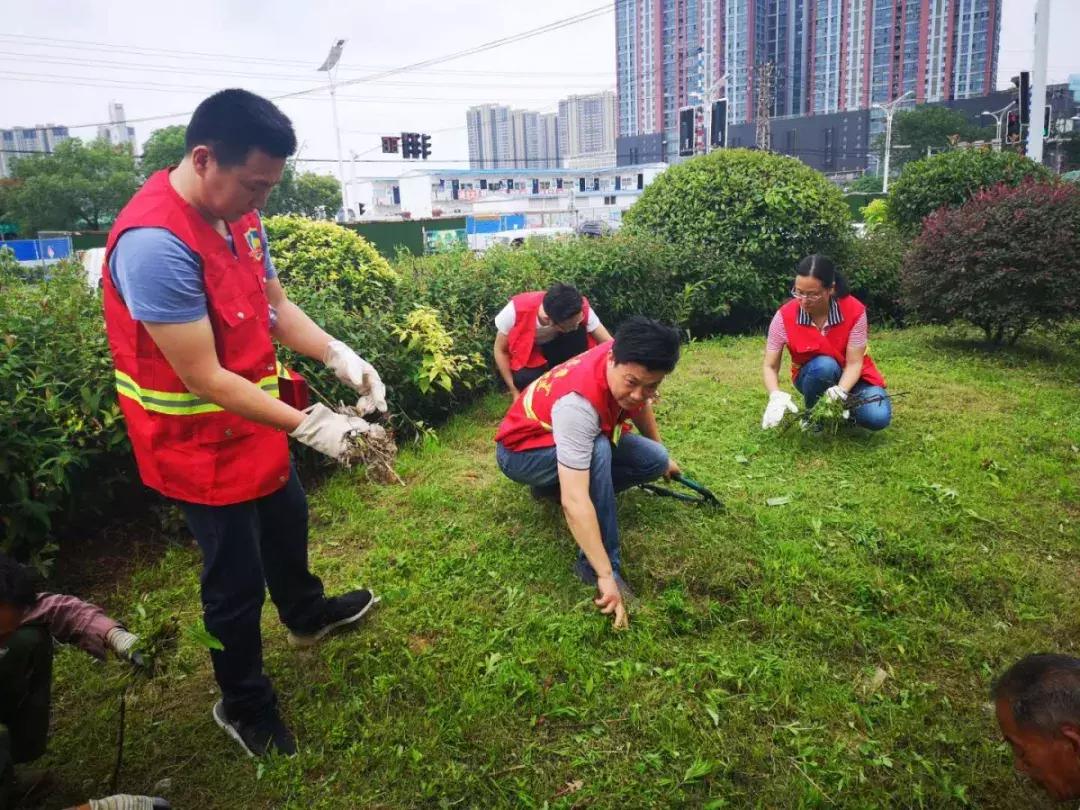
622, 148, 851, 325
903, 181, 1080, 344
887, 149, 1052, 234
263, 215, 398, 309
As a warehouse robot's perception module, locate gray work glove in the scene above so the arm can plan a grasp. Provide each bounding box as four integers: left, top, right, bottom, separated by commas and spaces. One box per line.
88, 796, 170, 810
290, 403, 372, 462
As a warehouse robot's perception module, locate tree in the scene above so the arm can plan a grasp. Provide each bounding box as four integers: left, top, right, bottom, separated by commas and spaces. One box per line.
140, 125, 187, 176
887, 148, 1052, 233
8, 138, 140, 232
263, 162, 342, 219
876, 106, 995, 169
902, 181, 1080, 344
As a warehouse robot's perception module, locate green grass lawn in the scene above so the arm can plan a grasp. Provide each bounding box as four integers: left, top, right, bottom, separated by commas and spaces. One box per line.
43, 327, 1080, 809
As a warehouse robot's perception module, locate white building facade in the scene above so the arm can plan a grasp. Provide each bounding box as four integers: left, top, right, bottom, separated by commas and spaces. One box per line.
558, 91, 617, 168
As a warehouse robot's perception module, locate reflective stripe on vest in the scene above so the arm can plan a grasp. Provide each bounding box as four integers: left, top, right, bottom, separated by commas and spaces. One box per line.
115, 369, 279, 415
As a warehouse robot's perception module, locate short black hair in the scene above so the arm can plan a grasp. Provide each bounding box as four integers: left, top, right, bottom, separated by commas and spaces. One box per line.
612, 316, 681, 373
993, 654, 1080, 736
543, 283, 584, 324
0, 553, 39, 609
185, 89, 297, 167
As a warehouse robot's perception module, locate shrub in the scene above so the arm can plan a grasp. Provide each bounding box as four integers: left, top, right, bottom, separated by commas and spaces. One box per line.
862, 198, 890, 231
263, 215, 398, 308
887, 149, 1053, 234
902, 181, 1080, 344
622, 148, 851, 324
0, 259, 132, 564
840, 225, 910, 324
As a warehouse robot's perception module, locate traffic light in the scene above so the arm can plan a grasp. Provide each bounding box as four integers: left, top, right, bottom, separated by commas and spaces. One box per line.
401, 132, 421, 159
420, 133, 431, 160
1043, 104, 1052, 137
1019, 71, 1031, 126
381, 136, 400, 154
710, 99, 727, 148
678, 107, 695, 156
1006, 110, 1021, 144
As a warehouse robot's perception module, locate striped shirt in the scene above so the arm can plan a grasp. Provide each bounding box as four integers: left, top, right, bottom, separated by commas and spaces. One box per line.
766, 299, 868, 353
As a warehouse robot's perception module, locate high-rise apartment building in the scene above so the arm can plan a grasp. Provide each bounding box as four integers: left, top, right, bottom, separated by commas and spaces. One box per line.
557, 91, 616, 169
98, 102, 136, 147
467, 104, 558, 169
0, 124, 71, 178
537, 112, 561, 168
616, 0, 1000, 161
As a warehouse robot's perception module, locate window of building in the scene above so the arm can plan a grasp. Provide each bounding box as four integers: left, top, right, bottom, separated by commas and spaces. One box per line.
603, 195, 617, 205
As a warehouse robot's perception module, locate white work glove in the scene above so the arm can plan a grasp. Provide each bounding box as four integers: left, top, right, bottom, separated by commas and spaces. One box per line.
106, 627, 139, 659
324, 340, 387, 415
89, 796, 160, 810
290, 403, 372, 462
762, 390, 799, 429
825, 385, 851, 419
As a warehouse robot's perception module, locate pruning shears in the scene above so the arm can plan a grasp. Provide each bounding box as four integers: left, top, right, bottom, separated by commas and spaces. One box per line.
639, 473, 723, 509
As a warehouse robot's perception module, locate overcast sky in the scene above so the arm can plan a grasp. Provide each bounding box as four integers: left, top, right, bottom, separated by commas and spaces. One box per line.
1, 0, 1076, 182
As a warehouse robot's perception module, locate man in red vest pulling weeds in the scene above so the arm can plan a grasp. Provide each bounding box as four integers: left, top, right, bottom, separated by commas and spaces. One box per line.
101, 90, 383, 758
494, 317, 682, 629
493, 283, 613, 397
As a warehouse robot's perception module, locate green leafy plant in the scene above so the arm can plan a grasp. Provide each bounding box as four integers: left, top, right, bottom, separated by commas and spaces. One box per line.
887, 148, 1053, 233
393, 305, 482, 394
623, 148, 852, 328
903, 180, 1080, 344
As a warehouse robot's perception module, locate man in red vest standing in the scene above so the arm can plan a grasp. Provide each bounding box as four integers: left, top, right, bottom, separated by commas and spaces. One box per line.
493, 283, 612, 397
494, 317, 681, 629
101, 90, 384, 757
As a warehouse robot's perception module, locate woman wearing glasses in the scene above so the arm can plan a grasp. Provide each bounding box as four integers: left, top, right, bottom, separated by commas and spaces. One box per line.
760, 255, 891, 431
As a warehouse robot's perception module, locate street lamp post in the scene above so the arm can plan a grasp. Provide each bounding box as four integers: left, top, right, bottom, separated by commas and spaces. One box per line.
981, 102, 1015, 152
318, 39, 349, 220
873, 90, 914, 194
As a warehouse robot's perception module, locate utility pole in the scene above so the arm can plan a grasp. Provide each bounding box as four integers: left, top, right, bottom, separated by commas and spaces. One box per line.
982, 102, 1015, 151
755, 62, 776, 151
873, 90, 913, 194
317, 39, 349, 220
1027, 0, 1050, 164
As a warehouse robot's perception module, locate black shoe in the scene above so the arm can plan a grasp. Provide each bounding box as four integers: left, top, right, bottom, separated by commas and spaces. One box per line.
287, 589, 380, 648
212, 701, 296, 758
530, 484, 561, 503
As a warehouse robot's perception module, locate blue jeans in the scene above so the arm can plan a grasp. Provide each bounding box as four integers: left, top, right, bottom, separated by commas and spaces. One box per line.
496, 433, 670, 576
794, 355, 891, 431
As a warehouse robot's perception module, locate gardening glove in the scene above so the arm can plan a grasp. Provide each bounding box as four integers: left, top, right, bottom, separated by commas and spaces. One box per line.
290, 403, 372, 463
762, 390, 798, 429
105, 627, 147, 668
324, 340, 387, 415
825, 386, 852, 419
595, 574, 629, 631
88, 796, 170, 810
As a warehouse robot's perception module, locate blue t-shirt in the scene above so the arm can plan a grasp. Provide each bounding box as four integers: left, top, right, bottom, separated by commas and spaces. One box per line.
109, 225, 276, 324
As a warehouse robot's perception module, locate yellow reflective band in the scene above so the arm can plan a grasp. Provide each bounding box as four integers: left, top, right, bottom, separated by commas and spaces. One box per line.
115, 370, 279, 415
521, 380, 552, 432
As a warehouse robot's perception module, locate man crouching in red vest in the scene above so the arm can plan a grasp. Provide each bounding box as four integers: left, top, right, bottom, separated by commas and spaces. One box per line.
494, 317, 682, 628
493, 283, 613, 397
101, 90, 383, 757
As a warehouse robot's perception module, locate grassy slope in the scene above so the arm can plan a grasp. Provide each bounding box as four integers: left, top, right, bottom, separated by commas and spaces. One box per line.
45, 328, 1080, 809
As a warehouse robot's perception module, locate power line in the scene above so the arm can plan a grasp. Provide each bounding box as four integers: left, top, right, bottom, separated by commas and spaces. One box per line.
1, 5, 614, 133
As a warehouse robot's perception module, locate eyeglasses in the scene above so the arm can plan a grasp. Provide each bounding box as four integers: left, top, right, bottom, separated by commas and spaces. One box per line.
790, 287, 826, 302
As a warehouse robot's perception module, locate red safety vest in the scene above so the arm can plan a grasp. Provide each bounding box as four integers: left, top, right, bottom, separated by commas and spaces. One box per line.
495, 341, 637, 452
101, 170, 291, 505
779, 295, 886, 388
506, 290, 598, 372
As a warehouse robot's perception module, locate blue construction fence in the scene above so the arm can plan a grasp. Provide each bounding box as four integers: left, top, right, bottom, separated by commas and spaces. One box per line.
1, 236, 74, 265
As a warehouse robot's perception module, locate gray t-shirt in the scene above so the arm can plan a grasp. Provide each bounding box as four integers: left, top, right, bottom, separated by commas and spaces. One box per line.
551, 393, 601, 470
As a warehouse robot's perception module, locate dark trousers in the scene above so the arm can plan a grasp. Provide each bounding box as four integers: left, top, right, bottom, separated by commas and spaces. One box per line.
0, 626, 53, 810
178, 463, 325, 723
511, 327, 589, 391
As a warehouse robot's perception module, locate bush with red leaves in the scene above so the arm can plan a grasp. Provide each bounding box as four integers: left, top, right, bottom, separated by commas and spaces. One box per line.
902, 181, 1080, 344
